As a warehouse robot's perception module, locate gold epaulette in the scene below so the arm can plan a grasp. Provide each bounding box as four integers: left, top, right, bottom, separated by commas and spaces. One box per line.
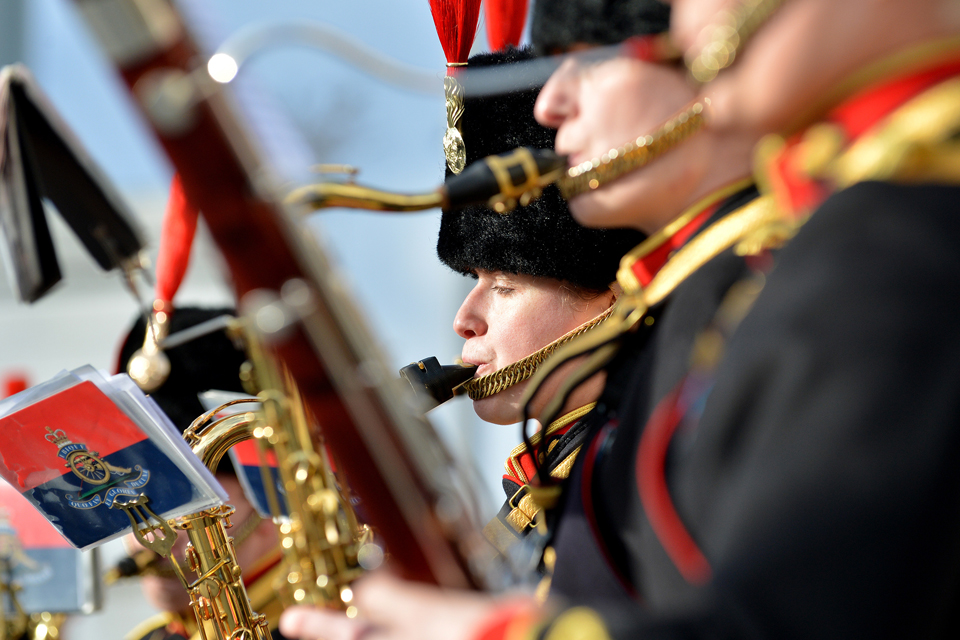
759, 76, 960, 194
831, 77, 960, 186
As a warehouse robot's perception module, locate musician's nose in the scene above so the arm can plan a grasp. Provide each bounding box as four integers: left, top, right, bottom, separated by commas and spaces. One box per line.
454, 281, 488, 340
535, 57, 581, 129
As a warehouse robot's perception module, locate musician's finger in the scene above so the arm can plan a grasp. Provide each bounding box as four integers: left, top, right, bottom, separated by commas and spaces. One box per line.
351, 573, 507, 640
280, 605, 373, 640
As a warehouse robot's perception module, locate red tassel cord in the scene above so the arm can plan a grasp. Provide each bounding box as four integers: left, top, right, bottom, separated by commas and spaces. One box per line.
485, 0, 528, 52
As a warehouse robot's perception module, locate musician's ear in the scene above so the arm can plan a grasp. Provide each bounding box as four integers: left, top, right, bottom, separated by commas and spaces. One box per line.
609, 282, 623, 304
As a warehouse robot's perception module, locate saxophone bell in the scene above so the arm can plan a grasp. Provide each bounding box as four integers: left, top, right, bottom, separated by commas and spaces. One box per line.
399, 358, 477, 411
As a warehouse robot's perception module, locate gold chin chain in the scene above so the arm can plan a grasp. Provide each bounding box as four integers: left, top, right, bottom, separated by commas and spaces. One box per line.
558, 101, 708, 200
459, 306, 615, 401
687, 0, 787, 83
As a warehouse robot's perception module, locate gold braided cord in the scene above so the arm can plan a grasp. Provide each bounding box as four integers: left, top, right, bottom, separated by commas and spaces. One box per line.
558, 101, 707, 200
503, 403, 598, 485
616, 177, 755, 294
687, 0, 787, 83
523, 195, 788, 426
460, 307, 615, 401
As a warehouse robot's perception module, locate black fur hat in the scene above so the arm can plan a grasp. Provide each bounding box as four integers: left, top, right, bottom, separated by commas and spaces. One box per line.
117, 307, 246, 434
532, 0, 670, 53
436, 47, 644, 291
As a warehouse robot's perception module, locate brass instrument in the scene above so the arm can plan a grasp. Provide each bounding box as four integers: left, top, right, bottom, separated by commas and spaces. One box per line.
119, 401, 271, 640
287, 146, 567, 215
287, 102, 707, 212
238, 320, 370, 615
146, 328, 368, 637
398, 307, 614, 411
75, 0, 489, 591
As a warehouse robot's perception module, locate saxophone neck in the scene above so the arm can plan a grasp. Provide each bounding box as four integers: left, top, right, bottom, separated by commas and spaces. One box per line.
286, 181, 445, 212
286, 147, 567, 215
184, 401, 261, 471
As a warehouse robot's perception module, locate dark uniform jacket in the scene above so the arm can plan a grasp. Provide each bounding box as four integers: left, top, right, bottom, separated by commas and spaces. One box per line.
535, 49, 960, 640
549, 185, 762, 607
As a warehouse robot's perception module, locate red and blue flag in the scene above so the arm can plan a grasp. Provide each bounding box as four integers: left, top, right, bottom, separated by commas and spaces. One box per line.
0, 380, 211, 549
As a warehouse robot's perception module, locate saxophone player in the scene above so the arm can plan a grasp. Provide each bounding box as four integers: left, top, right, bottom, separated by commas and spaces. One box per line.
435, 47, 643, 564
116, 308, 287, 640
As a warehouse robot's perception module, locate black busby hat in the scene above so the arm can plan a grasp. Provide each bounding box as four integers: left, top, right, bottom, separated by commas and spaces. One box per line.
532, 0, 670, 53
436, 47, 644, 291
117, 307, 245, 434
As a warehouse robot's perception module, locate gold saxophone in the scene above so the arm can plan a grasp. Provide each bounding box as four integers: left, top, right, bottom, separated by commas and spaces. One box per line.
238, 323, 371, 615
119, 401, 271, 640
119, 312, 372, 639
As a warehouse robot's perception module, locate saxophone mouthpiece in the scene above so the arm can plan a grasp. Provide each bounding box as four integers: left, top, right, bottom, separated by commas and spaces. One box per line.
443, 147, 567, 213
399, 357, 477, 411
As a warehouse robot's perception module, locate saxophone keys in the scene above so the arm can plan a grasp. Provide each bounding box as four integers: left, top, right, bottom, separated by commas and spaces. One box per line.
185, 545, 200, 572
196, 595, 215, 620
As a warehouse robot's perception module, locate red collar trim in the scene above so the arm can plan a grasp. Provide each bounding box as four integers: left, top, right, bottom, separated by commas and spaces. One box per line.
502, 404, 596, 488
831, 57, 960, 139
766, 54, 960, 217
617, 178, 754, 293
629, 204, 717, 288
503, 422, 576, 488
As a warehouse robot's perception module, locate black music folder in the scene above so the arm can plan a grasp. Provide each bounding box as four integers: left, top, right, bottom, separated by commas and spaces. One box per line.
0, 63, 144, 303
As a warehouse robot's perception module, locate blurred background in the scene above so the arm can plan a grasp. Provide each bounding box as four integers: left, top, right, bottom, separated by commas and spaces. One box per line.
0, 0, 527, 636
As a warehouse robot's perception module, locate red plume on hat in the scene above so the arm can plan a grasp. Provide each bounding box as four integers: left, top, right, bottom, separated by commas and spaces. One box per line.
120, 173, 199, 391
154, 173, 199, 309
430, 0, 483, 65
429, 0, 482, 174
485, 0, 529, 51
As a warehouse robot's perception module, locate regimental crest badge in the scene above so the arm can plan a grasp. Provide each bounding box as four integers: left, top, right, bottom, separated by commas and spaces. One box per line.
44, 427, 151, 510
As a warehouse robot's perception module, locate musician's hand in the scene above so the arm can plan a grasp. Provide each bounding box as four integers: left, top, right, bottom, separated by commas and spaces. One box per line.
279, 572, 539, 640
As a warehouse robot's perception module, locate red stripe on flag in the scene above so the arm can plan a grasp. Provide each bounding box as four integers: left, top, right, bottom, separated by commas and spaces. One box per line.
0, 381, 148, 491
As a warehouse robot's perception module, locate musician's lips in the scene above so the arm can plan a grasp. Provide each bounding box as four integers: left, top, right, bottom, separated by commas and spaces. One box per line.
463, 359, 492, 377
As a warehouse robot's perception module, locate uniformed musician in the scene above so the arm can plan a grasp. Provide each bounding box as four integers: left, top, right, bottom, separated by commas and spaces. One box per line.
117, 308, 287, 640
